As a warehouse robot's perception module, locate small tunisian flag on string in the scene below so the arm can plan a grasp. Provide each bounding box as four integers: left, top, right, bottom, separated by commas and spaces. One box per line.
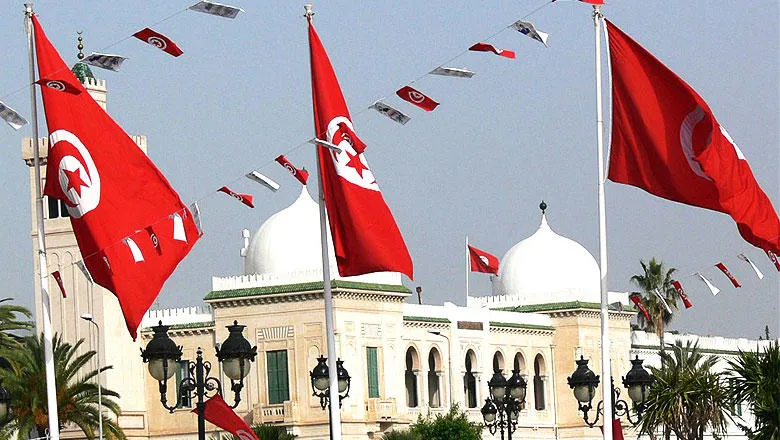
671, 280, 692, 309
34, 15, 201, 339
467, 245, 499, 275
308, 16, 413, 279
766, 250, 780, 272
218, 186, 254, 208
696, 272, 720, 296
396, 86, 439, 112
133, 28, 183, 57
715, 262, 741, 288
469, 42, 516, 59
194, 394, 258, 440
605, 20, 780, 255
52, 271, 67, 299
737, 253, 764, 280
629, 294, 651, 322
275, 155, 310, 185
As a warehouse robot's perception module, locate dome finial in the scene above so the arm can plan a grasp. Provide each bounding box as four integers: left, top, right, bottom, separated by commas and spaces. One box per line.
539, 200, 547, 215
76, 30, 84, 60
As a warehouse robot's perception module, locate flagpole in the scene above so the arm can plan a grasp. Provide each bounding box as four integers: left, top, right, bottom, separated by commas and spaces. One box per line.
592, 5, 613, 440
25, 3, 61, 439
465, 235, 469, 304
306, 6, 342, 439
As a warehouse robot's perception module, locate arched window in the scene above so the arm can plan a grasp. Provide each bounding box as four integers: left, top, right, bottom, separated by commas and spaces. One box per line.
513, 352, 526, 373
405, 347, 420, 408
492, 351, 505, 373
533, 354, 546, 410
464, 349, 478, 408
428, 348, 441, 408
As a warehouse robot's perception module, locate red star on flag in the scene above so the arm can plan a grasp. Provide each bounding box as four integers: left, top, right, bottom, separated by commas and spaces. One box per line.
64, 168, 88, 196
345, 151, 367, 178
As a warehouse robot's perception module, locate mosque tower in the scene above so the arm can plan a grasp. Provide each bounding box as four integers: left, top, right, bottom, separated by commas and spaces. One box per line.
21, 34, 149, 438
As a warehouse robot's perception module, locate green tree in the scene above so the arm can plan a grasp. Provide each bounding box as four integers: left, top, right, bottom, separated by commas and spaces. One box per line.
630, 258, 679, 354
0, 333, 126, 440
728, 340, 780, 440
408, 405, 483, 440
0, 297, 32, 351
638, 341, 733, 440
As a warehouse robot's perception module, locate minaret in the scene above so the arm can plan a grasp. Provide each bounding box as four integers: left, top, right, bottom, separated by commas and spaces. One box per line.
21, 32, 149, 437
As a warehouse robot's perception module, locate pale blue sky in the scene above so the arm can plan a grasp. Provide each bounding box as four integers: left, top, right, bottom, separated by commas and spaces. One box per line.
1, 1, 777, 338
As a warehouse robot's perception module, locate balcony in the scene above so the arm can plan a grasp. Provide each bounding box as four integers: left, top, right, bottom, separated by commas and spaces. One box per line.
366, 398, 398, 421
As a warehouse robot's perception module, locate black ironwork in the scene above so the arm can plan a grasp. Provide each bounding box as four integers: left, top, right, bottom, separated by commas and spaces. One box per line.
480, 369, 527, 440
310, 356, 351, 410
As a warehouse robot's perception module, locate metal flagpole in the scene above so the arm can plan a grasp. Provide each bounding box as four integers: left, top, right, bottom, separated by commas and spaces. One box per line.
592, 4, 613, 440
309, 6, 342, 436
25, 3, 61, 439
465, 235, 470, 304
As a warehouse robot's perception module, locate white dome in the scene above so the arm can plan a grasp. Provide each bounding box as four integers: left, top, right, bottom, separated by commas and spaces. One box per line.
493, 214, 600, 304
244, 187, 337, 276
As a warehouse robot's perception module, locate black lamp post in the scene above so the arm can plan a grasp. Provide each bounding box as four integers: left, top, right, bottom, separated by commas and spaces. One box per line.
566, 355, 653, 427
141, 320, 257, 440
480, 369, 527, 440
310, 356, 351, 410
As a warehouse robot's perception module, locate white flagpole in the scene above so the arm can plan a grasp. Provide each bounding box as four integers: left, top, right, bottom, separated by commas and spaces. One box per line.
465, 235, 470, 303
307, 6, 342, 438
25, 4, 60, 439
592, 5, 613, 439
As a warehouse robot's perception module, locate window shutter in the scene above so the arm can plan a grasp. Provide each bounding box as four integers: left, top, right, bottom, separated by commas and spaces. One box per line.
367, 347, 379, 398
267, 350, 289, 404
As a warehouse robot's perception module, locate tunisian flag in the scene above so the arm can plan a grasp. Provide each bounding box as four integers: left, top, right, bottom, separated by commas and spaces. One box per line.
34, 15, 200, 339
194, 394, 258, 440
606, 20, 780, 255
468, 245, 499, 274
308, 17, 413, 279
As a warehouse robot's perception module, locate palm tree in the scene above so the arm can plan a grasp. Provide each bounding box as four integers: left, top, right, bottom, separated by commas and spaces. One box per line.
638, 340, 732, 440
0, 333, 126, 440
0, 297, 32, 351
728, 340, 780, 439
630, 258, 679, 354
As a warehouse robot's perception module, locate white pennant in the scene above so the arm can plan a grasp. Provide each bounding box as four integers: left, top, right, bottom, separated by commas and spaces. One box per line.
190, 202, 204, 236
737, 253, 764, 279
695, 272, 720, 296
0, 100, 28, 130
124, 238, 144, 263
189, 1, 243, 18
370, 101, 411, 125
246, 171, 280, 192
510, 20, 549, 47
75, 260, 94, 284
171, 212, 187, 242
652, 289, 673, 314
430, 66, 475, 78
83, 52, 127, 71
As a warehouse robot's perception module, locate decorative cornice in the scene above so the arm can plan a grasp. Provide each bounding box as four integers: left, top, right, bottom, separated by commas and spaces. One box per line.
631, 344, 743, 357
139, 321, 215, 339
495, 301, 636, 321
489, 321, 555, 335
403, 316, 451, 324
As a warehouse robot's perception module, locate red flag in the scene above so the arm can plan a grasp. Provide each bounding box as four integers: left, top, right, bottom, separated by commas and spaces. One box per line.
35, 78, 81, 95
194, 394, 258, 440
468, 42, 516, 59
767, 249, 780, 272
605, 20, 780, 255
34, 15, 201, 339
133, 28, 183, 57
52, 271, 66, 298
218, 186, 254, 208
308, 17, 413, 279
600, 419, 625, 440
715, 262, 741, 288
671, 280, 692, 309
396, 86, 439, 112
629, 294, 651, 322
581, 0, 604, 4
468, 245, 499, 275
275, 155, 310, 185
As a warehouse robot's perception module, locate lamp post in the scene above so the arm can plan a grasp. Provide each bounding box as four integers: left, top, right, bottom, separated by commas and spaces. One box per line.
480, 369, 527, 440
428, 330, 454, 408
80, 313, 102, 440
141, 320, 257, 440
566, 355, 653, 428
310, 356, 351, 410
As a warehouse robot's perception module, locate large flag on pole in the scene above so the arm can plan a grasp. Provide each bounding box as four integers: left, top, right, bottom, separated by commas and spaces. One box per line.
308, 18, 413, 279
194, 394, 259, 440
467, 244, 499, 274
605, 20, 780, 255
33, 15, 201, 339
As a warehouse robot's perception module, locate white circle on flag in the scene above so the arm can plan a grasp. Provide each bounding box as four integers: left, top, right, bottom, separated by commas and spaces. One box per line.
46, 80, 66, 91
49, 129, 101, 218
479, 255, 490, 266
408, 90, 425, 103
325, 116, 379, 191
147, 36, 167, 50
236, 430, 254, 440
283, 163, 296, 175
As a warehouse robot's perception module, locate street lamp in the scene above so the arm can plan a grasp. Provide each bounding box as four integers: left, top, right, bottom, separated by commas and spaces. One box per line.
141, 320, 257, 440
566, 355, 653, 427
80, 313, 103, 440
310, 356, 351, 410
480, 369, 527, 440
428, 330, 454, 407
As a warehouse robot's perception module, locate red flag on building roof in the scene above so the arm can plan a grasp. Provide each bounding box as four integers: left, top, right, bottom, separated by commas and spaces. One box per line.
275, 155, 310, 185
33, 15, 201, 339
469, 42, 516, 59
605, 20, 780, 256
308, 16, 413, 279
467, 245, 499, 275
194, 394, 258, 440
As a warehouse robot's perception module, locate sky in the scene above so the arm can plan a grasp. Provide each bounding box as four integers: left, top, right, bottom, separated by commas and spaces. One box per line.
0, 1, 777, 340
